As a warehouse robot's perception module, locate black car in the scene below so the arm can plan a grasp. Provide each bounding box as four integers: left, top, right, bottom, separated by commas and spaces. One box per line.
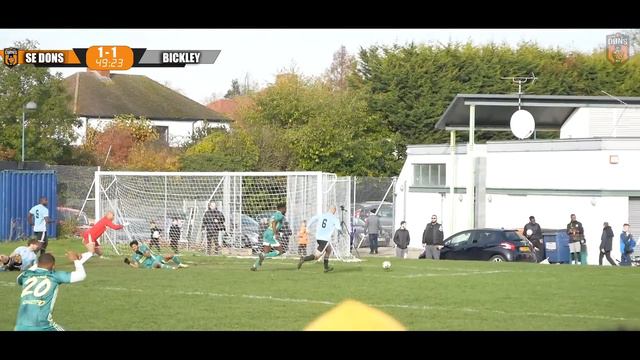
439, 228, 536, 262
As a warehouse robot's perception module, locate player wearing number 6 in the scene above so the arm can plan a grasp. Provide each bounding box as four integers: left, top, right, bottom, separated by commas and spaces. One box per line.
297, 206, 342, 273
82, 211, 126, 258
15, 251, 92, 331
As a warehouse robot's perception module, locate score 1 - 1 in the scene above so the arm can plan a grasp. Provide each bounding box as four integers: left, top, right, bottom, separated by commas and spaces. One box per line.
86, 45, 134, 71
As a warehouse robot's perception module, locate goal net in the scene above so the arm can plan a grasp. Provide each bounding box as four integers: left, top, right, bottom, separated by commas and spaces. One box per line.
93, 171, 357, 261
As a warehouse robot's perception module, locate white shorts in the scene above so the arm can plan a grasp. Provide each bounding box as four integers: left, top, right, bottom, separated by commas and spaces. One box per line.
262, 241, 280, 247
569, 242, 581, 253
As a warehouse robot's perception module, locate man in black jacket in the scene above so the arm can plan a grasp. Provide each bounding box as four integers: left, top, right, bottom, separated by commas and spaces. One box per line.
202, 201, 226, 255
599, 222, 616, 266
422, 215, 444, 259
523, 216, 543, 262
393, 221, 410, 259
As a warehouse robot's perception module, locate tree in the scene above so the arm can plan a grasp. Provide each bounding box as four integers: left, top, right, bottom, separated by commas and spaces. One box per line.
240, 71, 400, 175
181, 127, 259, 171
90, 114, 159, 169
324, 45, 357, 91
126, 143, 180, 171
224, 79, 242, 98
0, 39, 79, 163
181, 121, 227, 149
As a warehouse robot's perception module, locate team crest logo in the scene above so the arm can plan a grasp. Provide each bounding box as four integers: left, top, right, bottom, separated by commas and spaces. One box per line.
606, 33, 630, 64
3, 47, 19, 67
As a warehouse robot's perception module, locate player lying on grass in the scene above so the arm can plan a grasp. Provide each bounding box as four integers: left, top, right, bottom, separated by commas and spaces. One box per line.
124, 240, 188, 270
83, 211, 127, 259
15, 251, 92, 331
1, 239, 40, 271
251, 202, 287, 271
297, 206, 342, 273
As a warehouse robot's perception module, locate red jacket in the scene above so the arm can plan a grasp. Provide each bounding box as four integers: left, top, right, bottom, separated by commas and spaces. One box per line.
85, 216, 123, 240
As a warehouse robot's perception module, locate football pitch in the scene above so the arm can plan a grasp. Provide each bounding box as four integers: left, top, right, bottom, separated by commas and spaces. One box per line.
1, 238, 639, 331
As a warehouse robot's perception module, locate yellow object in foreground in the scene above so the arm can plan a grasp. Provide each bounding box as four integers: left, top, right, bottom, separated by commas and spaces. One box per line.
305, 299, 406, 331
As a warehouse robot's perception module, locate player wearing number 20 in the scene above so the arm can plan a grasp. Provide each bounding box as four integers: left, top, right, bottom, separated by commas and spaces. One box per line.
297, 206, 342, 273
15, 251, 92, 331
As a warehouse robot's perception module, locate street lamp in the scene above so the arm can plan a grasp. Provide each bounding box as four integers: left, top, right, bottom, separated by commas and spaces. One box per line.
21, 101, 37, 163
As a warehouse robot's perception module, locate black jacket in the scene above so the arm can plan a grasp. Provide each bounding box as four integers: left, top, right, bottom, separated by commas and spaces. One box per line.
422, 222, 444, 245
600, 226, 614, 252
393, 228, 410, 249
523, 222, 542, 241
169, 224, 181, 241
566, 220, 584, 243
203, 208, 226, 231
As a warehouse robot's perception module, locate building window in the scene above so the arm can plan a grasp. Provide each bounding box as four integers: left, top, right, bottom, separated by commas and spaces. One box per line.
413, 164, 446, 186
152, 126, 169, 144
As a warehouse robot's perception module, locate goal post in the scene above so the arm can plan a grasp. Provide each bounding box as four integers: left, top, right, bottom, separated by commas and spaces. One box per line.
93, 171, 357, 261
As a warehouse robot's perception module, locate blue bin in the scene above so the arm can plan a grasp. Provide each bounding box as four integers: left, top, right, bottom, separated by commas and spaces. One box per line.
543, 231, 570, 264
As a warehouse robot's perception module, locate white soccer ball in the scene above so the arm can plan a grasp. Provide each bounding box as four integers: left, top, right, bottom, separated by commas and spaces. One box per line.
382, 261, 391, 270
526, 229, 533, 236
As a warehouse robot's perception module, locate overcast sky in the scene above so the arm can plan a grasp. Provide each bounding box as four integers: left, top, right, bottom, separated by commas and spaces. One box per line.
0, 29, 627, 104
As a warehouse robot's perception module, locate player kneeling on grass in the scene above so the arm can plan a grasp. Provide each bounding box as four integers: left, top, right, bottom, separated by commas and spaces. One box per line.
251, 202, 287, 271
83, 211, 127, 259
15, 251, 92, 331
297, 206, 342, 273
124, 240, 188, 270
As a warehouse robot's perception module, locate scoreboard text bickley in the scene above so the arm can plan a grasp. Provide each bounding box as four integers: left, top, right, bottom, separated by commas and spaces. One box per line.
1, 47, 220, 69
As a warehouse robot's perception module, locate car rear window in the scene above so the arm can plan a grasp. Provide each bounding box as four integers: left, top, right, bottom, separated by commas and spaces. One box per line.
504, 231, 525, 242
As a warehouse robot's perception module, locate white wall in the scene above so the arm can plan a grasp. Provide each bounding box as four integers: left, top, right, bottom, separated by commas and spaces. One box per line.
560, 108, 590, 138
395, 145, 476, 248
561, 107, 640, 139
486, 146, 640, 190
72, 118, 229, 147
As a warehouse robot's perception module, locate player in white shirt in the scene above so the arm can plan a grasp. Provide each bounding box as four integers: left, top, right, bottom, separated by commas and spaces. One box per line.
297, 206, 342, 273
28, 197, 53, 256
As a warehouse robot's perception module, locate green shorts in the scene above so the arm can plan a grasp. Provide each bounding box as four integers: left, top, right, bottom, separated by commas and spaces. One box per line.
262, 229, 280, 247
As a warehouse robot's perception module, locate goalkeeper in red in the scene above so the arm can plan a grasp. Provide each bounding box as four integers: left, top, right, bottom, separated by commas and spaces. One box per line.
82, 211, 126, 258
251, 202, 287, 271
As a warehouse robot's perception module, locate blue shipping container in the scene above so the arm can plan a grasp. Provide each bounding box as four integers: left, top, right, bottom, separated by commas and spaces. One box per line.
0, 170, 57, 241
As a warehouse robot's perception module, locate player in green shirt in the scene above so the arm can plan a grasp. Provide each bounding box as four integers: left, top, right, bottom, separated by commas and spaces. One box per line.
125, 240, 188, 269
15, 251, 92, 331
251, 202, 287, 271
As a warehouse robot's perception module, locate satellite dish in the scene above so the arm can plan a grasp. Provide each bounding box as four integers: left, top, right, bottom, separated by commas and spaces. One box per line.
510, 109, 535, 139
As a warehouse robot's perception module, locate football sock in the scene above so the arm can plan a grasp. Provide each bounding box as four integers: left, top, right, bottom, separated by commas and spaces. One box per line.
303, 255, 315, 262
324, 259, 329, 269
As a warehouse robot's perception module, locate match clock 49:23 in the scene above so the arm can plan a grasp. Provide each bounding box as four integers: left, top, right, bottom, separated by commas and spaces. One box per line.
86, 46, 134, 71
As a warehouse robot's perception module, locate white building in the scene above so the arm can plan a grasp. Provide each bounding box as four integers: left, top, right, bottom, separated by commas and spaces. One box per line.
395, 94, 640, 264
64, 70, 230, 147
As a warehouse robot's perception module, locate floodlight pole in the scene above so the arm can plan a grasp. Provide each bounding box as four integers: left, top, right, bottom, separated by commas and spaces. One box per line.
21, 101, 38, 163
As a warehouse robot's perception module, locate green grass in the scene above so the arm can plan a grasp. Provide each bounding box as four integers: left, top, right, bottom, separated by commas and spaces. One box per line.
1, 238, 639, 330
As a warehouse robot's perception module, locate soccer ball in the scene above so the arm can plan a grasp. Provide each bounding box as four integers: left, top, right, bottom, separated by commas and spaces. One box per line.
382, 261, 391, 270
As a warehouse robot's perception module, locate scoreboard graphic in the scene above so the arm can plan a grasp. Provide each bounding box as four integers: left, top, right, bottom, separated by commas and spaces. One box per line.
1, 46, 220, 70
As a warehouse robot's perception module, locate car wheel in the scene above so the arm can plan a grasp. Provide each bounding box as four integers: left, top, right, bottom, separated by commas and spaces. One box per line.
489, 255, 506, 262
